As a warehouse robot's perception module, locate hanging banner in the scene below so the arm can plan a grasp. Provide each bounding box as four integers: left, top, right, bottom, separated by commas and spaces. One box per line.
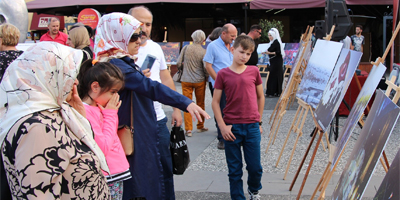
78, 8, 101, 29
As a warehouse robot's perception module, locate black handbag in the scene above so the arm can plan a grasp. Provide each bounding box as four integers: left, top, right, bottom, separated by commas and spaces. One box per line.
170, 126, 190, 175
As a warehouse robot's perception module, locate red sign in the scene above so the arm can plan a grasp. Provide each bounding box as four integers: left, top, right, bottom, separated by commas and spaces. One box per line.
78, 8, 101, 29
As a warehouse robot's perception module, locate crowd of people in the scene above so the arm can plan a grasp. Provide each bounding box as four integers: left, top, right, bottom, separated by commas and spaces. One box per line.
0, 5, 292, 200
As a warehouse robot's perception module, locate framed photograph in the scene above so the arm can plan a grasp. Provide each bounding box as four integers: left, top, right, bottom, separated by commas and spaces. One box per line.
330, 63, 387, 169
182, 41, 210, 49
314, 49, 362, 132
296, 39, 343, 109
257, 43, 271, 65
283, 43, 300, 66
331, 90, 400, 200
156, 42, 180, 65
373, 148, 400, 200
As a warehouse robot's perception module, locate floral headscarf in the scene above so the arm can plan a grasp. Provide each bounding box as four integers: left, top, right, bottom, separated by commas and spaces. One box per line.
269, 28, 285, 58
0, 42, 109, 173
94, 12, 142, 61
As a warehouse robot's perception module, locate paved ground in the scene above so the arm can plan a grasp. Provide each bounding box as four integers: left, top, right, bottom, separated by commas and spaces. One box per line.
162, 76, 396, 200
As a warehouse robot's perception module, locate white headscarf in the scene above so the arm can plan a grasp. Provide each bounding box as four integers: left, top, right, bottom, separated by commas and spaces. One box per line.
0, 42, 109, 173
94, 12, 142, 61
269, 28, 285, 58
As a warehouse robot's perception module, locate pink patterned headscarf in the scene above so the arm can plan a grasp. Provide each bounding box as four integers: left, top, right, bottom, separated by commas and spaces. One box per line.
0, 42, 109, 173
94, 12, 142, 60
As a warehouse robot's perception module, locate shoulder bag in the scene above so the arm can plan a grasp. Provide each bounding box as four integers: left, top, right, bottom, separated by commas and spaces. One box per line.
173, 46, 188, 83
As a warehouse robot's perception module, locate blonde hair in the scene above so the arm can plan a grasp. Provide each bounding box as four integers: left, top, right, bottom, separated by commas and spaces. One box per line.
0, 23, 20, 46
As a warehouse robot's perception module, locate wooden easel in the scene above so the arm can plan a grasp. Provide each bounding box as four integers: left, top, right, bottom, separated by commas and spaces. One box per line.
268, 26, 311, 125
272, 26, 337, 175
276, 98, 330, 180
310, 20, 400, 200
265, 27, 314, 154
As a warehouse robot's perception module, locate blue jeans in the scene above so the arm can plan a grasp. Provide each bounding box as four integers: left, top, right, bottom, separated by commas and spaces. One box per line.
209, 82, 225, 141
224, 123, 263, 200
157, 117, 175, 200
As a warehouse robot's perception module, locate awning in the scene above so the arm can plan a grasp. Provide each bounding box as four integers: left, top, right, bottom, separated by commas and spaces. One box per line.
250, 0, 393, 9
26, 0, 248, 10
30, 13, 65, 30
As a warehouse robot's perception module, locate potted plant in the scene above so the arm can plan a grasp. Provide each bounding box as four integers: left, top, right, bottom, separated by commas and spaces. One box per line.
259, 19, 284, 43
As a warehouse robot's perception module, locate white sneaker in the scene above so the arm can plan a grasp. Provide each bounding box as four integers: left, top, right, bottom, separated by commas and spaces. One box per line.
248, 189, 260, 200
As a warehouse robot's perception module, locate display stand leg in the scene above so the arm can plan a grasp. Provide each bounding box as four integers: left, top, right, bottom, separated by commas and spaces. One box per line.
311, 164, 330, 199
284, 133, 301, 180
296, 130, 324, 200
383, 150, 390, 169
289, 128, 318, 191
275, 105, 302, 168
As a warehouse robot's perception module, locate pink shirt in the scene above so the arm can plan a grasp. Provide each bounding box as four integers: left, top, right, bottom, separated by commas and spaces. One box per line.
84, 104, 131, 180
214, 65, 263, 124
40, 31, 68, 45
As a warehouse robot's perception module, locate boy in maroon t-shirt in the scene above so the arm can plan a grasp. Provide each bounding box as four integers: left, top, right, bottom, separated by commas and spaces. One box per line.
212, 35, 265, 200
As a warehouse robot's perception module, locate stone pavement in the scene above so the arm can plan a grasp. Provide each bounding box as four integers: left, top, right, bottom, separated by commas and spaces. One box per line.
162, 79, 396, 200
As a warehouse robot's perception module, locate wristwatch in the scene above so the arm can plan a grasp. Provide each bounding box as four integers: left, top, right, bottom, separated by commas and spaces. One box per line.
259, 121, 263, 126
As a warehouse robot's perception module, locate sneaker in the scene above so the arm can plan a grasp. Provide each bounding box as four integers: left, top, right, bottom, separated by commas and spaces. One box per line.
217, 141, 225, 149
248, 189, 260, 200
186, 130, 192, 137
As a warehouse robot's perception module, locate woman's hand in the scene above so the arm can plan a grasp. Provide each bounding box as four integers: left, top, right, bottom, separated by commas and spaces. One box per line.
67, 84, 87, 117
186, 103, 210, 122
99, 93, 122, 111
142, 68, 151, 78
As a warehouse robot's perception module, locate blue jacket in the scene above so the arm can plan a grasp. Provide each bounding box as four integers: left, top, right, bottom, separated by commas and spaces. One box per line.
109, 57, 192, 200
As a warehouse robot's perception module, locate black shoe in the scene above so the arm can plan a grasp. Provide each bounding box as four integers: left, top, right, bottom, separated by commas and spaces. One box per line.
266, 94, 274, 98
217, 141, 225, 149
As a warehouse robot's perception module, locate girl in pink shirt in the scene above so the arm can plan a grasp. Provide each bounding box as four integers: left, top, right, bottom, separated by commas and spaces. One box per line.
77, 59, 130, 200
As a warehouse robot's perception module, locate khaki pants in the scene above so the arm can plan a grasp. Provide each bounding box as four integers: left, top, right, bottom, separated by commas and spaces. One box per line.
181, 81, 206, 131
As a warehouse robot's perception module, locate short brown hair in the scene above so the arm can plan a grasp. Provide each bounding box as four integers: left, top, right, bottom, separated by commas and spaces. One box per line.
232, 35, 255, 52
0, 23, 20, 46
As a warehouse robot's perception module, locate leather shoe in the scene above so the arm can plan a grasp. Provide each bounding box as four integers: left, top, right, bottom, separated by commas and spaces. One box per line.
217, 141, 225, 149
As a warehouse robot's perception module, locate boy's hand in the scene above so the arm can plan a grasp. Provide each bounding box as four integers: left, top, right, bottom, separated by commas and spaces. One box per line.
221, 125, 236, 141
260, 126, 263, 134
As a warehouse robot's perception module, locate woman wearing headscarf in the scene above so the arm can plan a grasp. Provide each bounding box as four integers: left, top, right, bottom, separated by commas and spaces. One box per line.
177, 29, 209, 136
94, 13, 210, 200
67, 25, 93, 62
0, 42, 110, 199
265, 28, 285, 97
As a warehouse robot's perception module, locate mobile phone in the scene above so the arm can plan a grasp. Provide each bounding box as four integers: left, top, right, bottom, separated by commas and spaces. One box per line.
141, 54, 157, 71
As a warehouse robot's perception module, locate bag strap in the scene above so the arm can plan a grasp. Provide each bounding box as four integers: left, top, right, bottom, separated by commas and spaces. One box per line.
82, 49, 92, 60
130, 91, 134, 131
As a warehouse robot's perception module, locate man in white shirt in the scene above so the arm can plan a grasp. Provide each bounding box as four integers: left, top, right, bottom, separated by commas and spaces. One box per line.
129, 6, 181, 200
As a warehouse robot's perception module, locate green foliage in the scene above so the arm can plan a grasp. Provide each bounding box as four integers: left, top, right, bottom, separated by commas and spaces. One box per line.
259, 19, 284, 43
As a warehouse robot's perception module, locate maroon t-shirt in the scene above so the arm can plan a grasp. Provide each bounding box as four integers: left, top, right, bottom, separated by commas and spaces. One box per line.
214, 65, 263, 124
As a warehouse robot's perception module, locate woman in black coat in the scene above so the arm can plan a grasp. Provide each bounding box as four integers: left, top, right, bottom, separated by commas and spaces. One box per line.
265, 28, 285, 97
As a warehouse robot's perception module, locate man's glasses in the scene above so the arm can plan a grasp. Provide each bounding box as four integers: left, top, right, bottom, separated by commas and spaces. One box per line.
257, 30, 262, 35
129, 31, 143, 42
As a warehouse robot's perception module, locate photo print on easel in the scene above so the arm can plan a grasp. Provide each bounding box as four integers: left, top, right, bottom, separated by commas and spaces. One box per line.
314, 49, 362, 132
182, 41, 210, 49
283, 43, 300, 66
331, 63, 387, 169
157, 42, 180, 65
296, 39, 343, 108
373, 148, 399, 200
257, 43, 271, 65
331, 89, 400, 200
281, 41, 313, 98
